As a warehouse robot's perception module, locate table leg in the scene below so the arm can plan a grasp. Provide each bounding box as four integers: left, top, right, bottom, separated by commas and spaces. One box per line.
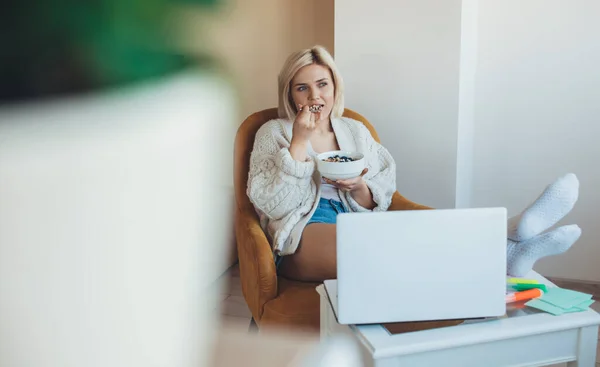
317, 285, 328, 340
567, 325, 598, 367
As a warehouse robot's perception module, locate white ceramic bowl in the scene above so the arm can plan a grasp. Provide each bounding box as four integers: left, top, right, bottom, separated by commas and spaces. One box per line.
316, 150, 365, 181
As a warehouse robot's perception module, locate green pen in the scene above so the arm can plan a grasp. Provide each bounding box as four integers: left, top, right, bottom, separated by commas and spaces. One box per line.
508, 283, 547, 292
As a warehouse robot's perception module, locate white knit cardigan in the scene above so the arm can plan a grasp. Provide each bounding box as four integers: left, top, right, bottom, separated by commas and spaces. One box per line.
247, 117, 397, 255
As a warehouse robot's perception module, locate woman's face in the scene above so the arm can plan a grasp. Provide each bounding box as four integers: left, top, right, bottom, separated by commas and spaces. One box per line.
290, 63, 335, 120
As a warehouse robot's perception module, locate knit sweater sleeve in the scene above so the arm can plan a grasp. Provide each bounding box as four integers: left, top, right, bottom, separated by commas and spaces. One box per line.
342, 123, 396, 212
247, 122, 316, 220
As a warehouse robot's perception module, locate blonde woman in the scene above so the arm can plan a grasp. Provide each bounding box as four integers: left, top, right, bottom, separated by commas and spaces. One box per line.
247, 45, 581, 282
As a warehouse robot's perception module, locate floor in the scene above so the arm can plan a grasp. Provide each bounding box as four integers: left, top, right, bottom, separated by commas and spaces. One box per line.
216, 264, 600, 366
215, 263, 253, 326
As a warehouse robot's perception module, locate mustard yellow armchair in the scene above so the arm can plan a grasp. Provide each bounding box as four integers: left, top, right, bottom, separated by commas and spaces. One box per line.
233, 107, 431, 332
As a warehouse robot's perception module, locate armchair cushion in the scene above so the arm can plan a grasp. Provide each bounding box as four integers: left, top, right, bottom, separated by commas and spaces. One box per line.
260, 277, 320, 332
389, 192, 433, 211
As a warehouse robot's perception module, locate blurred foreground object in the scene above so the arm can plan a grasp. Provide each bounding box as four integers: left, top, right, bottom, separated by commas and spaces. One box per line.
212, 319, 364, 367
0, 0, 221, 104
0, 70, 236, 366
1, 1, 242, 366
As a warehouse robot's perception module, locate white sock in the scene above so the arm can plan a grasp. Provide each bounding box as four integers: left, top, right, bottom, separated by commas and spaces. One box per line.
506, 224, 581, 277
507, 173, 579, 241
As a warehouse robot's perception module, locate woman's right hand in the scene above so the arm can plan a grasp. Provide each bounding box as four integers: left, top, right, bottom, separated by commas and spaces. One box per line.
292, 104, 319, 142
289, 104, 319, 161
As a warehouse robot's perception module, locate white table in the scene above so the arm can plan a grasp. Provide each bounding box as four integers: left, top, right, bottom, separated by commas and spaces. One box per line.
317, 272, 600, 367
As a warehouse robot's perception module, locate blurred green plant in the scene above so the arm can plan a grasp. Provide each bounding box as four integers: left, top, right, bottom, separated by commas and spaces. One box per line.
1, 0, 222, 104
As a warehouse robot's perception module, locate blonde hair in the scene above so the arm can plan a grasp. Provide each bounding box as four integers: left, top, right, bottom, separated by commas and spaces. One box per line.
277, 45, 345, 121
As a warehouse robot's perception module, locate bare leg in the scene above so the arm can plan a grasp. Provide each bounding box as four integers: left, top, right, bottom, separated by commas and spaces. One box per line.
278, 223, 337, 282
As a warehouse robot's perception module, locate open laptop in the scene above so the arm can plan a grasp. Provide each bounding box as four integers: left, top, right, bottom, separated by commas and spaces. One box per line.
333, 207, 507, 325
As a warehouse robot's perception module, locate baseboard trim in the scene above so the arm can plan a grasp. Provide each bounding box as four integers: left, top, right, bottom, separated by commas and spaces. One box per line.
546, 276, 600, 286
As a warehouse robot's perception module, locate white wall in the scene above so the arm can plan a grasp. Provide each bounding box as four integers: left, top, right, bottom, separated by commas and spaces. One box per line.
469, 0, 600, 281
336, 0, 600, 281
189, 0, 335, 121
335, 0, 462, 209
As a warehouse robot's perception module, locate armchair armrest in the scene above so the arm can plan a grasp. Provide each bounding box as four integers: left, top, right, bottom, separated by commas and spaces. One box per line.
388, 191, 433, 211
234, 208, 278, 322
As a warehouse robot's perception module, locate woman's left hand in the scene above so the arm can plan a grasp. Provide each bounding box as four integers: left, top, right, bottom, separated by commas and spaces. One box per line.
323, 168, 369, 193
324, 168, 376, 209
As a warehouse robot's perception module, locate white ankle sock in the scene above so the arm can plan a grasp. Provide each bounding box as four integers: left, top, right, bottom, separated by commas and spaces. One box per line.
506, 224, 581, 277
507, 173, 579, 241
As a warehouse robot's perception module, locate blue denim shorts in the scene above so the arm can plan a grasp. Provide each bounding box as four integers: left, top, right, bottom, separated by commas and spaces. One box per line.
274, 198, 349, 270
307, 198, 349, 225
